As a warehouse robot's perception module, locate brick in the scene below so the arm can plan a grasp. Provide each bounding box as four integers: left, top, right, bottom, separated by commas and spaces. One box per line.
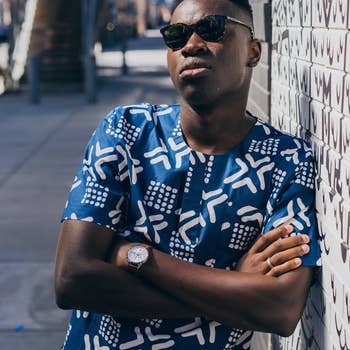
271, 2, 350, 348
330, 72, 345, 113
271, 103, 282, 127
290, 118, 299, 135
272, 0, 287, 26
272, 52, 289, 85
340, 200, 350, 244
328, 109, 343, 152
310, 65, 344, 110
302, 0, 312, 27
340, 116, 350, 160
298, 93, 311, 129
289, 58, 311, 94
312, 28, 328, 66
312, 0, 348, 29
346, 32, 350, 73
289, 27, 311, 61
343, 286, 350, 327
312, 0, 331, 28
271, 82, 290, 116
286, 0, 302, 27
329, 311, 350, 350
311, 136, 324, 178
311, 64, 332, 105
326, 226, 350, 292
331, 0, 349, 29
325, 29, 347, 71
331, 265, 344, 321
339, 158, 350, 202
316, 180, 342, 237
310, 100, 326, 140
272, 26, 289, 56
342, 74, 350, 116
289, 88, 298, 122
297, 59, 311, 95
312, 29, 347, 71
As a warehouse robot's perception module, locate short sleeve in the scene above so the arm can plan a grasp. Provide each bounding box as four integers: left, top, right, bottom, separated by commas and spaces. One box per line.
262, 141, 321, 266
61, 108, 129, 231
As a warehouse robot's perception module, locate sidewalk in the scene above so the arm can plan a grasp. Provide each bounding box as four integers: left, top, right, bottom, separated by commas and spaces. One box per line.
0, 34, 176, 349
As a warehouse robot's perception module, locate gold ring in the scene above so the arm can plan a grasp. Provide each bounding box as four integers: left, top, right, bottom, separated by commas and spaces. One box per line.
267, 257, 274, 269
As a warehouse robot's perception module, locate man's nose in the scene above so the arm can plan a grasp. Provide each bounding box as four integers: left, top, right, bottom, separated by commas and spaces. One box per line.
181, 32, 208, 56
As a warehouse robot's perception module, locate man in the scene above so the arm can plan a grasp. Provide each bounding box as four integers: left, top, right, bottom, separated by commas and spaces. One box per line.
55, 0, 320, 349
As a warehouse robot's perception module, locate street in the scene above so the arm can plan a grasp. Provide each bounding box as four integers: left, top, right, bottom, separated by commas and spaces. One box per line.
0, 33, 177, 349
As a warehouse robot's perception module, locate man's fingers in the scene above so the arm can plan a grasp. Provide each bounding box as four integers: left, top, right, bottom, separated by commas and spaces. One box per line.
266, 258, 302, 277
252, 225, 294, 253
261, 234, 310, 260
268, 245, 309, 267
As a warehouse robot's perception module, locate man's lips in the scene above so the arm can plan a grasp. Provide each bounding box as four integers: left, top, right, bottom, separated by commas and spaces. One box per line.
179, 65, 212, 79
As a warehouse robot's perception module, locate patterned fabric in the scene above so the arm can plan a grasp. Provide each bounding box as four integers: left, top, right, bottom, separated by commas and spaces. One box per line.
61, 103, 321, 350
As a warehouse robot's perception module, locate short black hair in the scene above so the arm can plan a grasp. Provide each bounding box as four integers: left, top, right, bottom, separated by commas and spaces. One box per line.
172, 0, 253, 21
229, 0, 253, 20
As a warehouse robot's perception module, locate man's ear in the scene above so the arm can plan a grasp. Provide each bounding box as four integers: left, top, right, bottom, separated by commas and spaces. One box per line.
247, 39, 261, 67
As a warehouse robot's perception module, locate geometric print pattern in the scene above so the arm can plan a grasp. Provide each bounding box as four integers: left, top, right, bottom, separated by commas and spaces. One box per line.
169, 229, 195, 262
98, 315, 121, 348
228, 223, 260, 251
105, 114, 141, 147
293, 160, 315, 189
224, 330, 253, 349
61, 104, 320, 350
143, 180, 178, 214
248, 137, 280, 155
81, 176, 109, 208
270, 168, 287, 200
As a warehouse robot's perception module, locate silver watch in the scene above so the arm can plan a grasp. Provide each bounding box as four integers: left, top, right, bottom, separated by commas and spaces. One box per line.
127, 245, 150, 270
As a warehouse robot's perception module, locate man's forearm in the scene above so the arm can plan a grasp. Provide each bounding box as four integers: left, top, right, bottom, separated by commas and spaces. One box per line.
56, 258, 198, 318
137, 248, 312, 336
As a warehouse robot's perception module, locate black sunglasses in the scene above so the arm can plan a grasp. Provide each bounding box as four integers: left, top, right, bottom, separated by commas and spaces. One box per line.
160, 14, 255, 51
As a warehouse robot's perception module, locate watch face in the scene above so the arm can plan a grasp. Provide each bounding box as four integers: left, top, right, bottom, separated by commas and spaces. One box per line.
127, 246, 149, 264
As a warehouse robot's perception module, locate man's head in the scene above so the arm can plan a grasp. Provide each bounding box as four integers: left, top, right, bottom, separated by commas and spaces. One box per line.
164, 0, 261, 108
228, 0, 253, 22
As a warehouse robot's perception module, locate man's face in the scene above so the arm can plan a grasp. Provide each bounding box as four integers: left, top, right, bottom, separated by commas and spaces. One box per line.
167, 0, 254, 106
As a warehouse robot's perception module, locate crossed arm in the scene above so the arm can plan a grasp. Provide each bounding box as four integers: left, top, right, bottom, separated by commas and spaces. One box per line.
55, 220, 312, 336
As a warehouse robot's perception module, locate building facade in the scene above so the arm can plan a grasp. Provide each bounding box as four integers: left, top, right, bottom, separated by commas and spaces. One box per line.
249, 0, 350, 349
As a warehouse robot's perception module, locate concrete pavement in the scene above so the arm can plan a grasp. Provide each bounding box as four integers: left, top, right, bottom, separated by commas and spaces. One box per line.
0, 33, 176, 349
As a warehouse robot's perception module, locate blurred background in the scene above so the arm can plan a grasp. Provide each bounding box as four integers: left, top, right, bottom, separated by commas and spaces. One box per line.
0, 1, 181, 349
0, 0, 349, 349
0, 0, 181, 96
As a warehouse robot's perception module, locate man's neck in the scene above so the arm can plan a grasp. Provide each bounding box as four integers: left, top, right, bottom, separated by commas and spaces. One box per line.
180, 98, 256, 155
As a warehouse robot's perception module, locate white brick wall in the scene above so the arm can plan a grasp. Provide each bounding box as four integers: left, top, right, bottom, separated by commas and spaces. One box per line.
271, 0, 350, 349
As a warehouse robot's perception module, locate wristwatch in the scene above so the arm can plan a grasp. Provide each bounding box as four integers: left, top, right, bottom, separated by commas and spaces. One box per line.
126, 245, 150, 271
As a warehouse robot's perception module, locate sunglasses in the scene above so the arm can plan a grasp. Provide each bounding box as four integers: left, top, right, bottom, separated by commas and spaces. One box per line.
160, 14, 255, 51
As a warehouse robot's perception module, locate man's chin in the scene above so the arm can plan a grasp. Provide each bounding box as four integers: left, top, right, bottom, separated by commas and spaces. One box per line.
178, 84, 215, 105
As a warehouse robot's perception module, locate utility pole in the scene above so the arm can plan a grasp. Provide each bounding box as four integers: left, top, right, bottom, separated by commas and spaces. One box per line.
82, 0, 97, 103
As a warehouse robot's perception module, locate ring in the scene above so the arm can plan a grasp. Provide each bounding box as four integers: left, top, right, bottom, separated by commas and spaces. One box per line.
266, 257, 274, 269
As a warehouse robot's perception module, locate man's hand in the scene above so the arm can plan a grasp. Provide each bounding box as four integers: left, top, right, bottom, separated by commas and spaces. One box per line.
236, 225, 310, 277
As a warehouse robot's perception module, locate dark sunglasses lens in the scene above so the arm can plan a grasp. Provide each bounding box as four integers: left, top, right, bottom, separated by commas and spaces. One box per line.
196, 15, 226, 42
161, 24, 190, 50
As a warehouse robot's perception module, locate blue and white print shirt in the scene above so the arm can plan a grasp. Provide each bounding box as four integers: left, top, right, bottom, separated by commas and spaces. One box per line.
61, 103, 321, 350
